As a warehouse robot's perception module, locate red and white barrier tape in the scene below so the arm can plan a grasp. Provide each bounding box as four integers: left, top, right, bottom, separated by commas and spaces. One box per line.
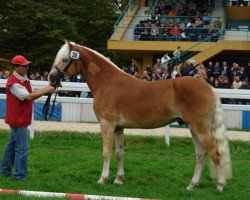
0, 189, 156, 200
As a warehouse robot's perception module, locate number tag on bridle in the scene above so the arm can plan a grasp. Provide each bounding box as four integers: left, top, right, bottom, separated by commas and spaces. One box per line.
70, 51, 80, 60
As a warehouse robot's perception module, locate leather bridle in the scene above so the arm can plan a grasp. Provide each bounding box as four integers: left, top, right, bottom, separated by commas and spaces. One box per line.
43, 49, 80, 120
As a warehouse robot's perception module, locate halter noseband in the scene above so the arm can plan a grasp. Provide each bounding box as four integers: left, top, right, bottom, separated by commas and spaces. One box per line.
52, 50, 80, 87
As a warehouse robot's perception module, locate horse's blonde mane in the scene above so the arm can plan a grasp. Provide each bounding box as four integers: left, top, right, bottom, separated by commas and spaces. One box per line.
82, 46, 124, 73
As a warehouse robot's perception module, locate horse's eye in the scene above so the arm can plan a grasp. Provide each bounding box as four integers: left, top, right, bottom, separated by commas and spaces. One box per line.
63, 58, 68, 63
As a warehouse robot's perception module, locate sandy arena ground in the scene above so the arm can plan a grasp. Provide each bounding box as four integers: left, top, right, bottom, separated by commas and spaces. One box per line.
0, 119, 250, 141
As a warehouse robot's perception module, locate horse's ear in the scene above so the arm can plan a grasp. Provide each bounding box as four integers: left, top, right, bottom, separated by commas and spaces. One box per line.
67, 41, 75, 51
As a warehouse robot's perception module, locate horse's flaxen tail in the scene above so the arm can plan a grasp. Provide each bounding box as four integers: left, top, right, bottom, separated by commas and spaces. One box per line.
209, 89, 232, 179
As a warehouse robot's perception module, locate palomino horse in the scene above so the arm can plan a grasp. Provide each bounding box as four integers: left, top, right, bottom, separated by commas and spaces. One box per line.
48, 41, 232, 192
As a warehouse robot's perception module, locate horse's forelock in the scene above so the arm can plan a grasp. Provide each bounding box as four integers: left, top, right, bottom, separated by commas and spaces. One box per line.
53, 43, 71, 67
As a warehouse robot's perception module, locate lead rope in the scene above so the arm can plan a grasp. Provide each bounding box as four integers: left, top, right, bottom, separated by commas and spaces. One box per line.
42, 90, 59, 121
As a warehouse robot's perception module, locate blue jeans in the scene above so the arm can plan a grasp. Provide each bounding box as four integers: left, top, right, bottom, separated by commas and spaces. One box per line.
0, 127, 29, 180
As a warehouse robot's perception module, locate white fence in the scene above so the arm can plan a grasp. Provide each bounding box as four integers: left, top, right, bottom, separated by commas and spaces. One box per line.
1, 79, 250, 144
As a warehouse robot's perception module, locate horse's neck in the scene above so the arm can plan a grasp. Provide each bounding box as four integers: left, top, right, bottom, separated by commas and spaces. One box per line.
80, 47, 121, 95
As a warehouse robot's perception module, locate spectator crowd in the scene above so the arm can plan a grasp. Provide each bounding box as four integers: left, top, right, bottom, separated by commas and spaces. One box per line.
123, 52, 250, 104
133, 0, 222, 42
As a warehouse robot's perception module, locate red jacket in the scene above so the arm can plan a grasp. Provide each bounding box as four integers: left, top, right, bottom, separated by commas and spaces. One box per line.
5, 74, 32, 127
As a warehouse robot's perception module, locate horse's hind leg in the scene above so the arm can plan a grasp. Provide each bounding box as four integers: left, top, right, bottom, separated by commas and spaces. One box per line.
97, 119, 115, 184
187, 130, 206, 191
113, 127, 125, 185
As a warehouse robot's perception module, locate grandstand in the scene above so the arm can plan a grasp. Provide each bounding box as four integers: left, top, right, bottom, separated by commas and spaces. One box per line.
107, 0, 250, 73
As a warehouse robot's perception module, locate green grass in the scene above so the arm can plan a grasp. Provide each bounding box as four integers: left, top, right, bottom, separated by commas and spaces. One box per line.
0, 129, 249, 200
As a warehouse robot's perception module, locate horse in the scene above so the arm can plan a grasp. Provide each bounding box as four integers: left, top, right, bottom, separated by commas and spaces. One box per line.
48, 41, 232, 192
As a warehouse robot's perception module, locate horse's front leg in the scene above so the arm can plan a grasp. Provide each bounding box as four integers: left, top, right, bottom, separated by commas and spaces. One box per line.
113, 127, 124, 185
97, 119, 115, 184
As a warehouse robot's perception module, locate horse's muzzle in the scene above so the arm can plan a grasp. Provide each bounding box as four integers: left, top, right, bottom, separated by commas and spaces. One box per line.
48, 70, 62, 87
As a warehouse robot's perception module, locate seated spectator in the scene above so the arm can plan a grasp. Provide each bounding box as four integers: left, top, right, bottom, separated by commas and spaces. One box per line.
168, 10, 176, 17
151, 72, 161, 81
42, 71, 49, 81
177, 5, 186, 16
161, 69, 172, 80
240, 79, 250, 89
155, 3, 164, 15
170, 25, 181, 41
238, 66, 248, 81
239, 79, 250, 104
140, 70, 151, 81
218, 70, 228, 80
220, 77, 231, 89
140, 22, 150, 40
151, 20, 161, 41
179, 61, 190, 76
149, 9, 158, 22
207, 76, 215, 86
246, 61, 250, 81
232, 75, 243, 89
202, 12, 210, 26
163, 2, 173, 15
145, 64, 153, 78
134, 21, 145, 40
162, 22, 171, 40
213, 17, 223, 29
34, 71, 42, 80
4, 70, 10, 79
214, 78, 220, 88
210, 26, 219, 42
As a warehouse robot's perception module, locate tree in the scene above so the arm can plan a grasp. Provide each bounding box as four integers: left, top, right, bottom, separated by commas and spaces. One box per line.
0, 0, 126, 71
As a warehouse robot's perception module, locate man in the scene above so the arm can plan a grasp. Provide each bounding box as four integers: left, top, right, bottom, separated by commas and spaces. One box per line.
0, 55, 55, 180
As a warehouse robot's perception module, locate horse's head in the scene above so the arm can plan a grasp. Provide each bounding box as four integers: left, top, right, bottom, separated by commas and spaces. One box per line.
48, 41, 81, 87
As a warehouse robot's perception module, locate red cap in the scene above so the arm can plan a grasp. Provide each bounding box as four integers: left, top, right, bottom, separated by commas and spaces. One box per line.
11, 55, 31, 66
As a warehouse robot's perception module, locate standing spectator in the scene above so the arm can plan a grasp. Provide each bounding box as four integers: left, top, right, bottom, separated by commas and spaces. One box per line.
125, 60, 138, 76
173, 46, 181, 64
212, 62, 222, 78
206, 61, 214, 78
0, 55, 55, 180
153, 58, 163, 74
161, 53, 171, 69
222, 61, 231, 78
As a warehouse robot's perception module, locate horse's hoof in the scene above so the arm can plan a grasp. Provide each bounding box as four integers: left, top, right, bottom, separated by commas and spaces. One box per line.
113, 178, 123, 185
186, 182, 199, 191
217, 185, 224, 193
97, 177, 107, 184
186, 185, 194, 191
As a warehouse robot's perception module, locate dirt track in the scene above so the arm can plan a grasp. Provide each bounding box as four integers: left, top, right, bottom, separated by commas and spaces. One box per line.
1, 119, 250, 141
